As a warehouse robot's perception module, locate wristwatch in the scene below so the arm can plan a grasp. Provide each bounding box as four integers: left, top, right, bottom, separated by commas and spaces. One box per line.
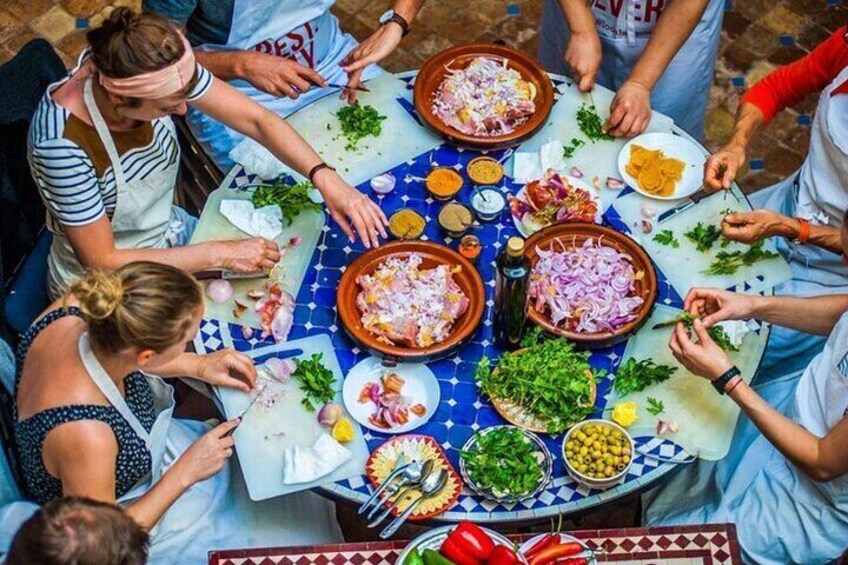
379, 9, 411, 36
712, 365, 741, 395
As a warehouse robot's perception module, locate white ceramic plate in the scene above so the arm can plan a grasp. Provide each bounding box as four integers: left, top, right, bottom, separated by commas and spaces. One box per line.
617, 132, 706, 201
510, 174, 600, 237
342, 356, 440, 434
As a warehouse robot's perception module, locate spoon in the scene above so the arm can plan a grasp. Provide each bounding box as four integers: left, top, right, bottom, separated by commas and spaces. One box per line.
379, 468, 449, 539
367, 459, 433, 522
358, 454, 408, 515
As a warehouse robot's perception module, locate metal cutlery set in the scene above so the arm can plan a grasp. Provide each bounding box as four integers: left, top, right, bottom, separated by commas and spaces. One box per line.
357, 455, 448, 539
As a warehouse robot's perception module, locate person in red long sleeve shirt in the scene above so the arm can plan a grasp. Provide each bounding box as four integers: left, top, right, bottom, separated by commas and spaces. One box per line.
703, 26, 848, 383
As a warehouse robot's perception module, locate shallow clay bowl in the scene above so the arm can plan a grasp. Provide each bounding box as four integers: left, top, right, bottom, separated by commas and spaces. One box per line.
337, 240, 485, 364
524, 223, 657, 348
413, 43, 555, 149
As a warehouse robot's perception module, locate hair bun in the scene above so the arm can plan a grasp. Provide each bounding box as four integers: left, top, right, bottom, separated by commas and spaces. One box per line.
72, 271, 125, 321
106, 7, 136, 31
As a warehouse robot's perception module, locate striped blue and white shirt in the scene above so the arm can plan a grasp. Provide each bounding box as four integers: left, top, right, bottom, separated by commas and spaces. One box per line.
28, 62, 213, 233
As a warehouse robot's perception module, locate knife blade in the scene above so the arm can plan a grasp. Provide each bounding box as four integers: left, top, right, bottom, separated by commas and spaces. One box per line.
656, 189, 714, 224
326, 82, 370, 93
194, 270, 269, 281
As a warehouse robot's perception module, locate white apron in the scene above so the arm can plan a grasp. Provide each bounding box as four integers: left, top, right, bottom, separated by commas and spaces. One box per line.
750, 65, 848, 381
186, 0, 381, 168
644, 312, 848, 564
46, 77, 180, 299
538, 0, 723, 141
79, 333, 341, 565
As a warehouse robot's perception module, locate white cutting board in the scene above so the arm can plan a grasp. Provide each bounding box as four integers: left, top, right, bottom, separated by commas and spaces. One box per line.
612, 190, 793, 297
273, 74, 442, 187
510, 81, 675, 211
609, 304, 766, 460
217, 334, 369, 501
189, 186, 323, 328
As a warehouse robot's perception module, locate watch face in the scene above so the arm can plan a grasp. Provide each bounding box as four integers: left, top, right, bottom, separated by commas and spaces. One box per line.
379, 9, 395, 24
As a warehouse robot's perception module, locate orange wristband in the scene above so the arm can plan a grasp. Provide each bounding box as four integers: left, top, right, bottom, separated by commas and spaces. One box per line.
795, 217, 810, 244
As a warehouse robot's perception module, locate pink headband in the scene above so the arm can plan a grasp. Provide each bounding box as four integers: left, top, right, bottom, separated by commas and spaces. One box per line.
98, 35, 196, 99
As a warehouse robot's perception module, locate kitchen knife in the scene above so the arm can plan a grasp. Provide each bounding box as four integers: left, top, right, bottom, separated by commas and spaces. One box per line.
656, 189, 715, 224
194, 269, 269, 281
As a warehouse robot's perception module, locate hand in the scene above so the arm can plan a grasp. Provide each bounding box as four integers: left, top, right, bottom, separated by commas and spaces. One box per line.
244, 52, 327, 99
703, 143, 746, 192
173, 419, 238, 486
564, 31, 602, 92
196, 349, 257, 392
668, 319, 733, 381
314, 169, 388, 248
341, 68, 365, 105
219, 237, 281, 273
605, 80, 652, 137
683, 288, 758, 327
340, 24, 404, 103
721, 210, 798, 245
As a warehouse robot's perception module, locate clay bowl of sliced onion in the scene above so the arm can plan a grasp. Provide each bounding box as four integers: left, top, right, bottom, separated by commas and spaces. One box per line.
336, 240, 485, 364
413, 43, 555, 149
524, 223, 657, 348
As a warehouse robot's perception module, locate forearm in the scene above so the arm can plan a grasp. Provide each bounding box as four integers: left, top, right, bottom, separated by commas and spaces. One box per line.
771, 218, 843, 255
557, 0, 597, 35
155, 352, 204, 380
78, 241, 228, 274
125, 466, 191, 530
627, 0, 709, 89
195, 50, 254, 82
237, 108, 326, 181
723, 102, 764, 152
751, 294, 848, 334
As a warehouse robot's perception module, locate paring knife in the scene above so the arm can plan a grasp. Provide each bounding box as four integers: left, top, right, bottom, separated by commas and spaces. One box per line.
326, 82, 370, 93
194, 269, 268, 281
656, 189, 715, 224
225, 383, 269, 436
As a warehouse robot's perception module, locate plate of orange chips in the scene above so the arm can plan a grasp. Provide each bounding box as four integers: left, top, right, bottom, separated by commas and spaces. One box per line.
618, 132, 705, 200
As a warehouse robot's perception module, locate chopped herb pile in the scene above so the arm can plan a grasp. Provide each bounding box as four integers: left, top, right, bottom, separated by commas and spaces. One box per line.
562, 137, 586, 159
684, 222, 724, 252
459, 427, 544, 498
576, 103, 614, 142
653, 229, 680, 248
646, 397, 665, 416
292, 353, 336, 412
703, 240, 780, 276
475, 333, 599, 434
614, 357, 678, 397
251, 180, 323, 225
676, 312, 740, 352
335, 101, 386, 150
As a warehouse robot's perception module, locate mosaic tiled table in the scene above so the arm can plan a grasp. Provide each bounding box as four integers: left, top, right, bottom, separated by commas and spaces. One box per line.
208, 524, 742, 564
193, 71, 769, 523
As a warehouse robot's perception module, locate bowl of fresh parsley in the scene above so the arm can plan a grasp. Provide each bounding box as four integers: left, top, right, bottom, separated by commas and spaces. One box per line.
458, 426, 553, 503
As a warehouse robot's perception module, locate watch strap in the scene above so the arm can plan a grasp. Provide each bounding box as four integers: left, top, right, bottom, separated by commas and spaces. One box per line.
794, 217, 810, 244
712, 365, 741, 395
383, 13, 410, 36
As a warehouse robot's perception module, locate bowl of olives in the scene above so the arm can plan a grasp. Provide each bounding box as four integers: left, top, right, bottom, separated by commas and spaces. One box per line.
562, 419, 634, 490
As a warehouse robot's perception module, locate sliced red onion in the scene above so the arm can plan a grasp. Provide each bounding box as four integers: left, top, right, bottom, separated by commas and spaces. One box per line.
206, 279, 234, 304
370, 173, 396, 194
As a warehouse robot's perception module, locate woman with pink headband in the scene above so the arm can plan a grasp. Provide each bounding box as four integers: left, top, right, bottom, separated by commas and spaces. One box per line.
29, 8, 387, 298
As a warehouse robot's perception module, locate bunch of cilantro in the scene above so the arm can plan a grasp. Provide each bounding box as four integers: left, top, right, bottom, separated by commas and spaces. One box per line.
251, 180, 322, 225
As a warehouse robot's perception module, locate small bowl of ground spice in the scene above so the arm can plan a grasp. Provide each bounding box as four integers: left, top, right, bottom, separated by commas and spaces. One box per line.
438, 202, 475, 238
426, 167, 464, 200
467, 156, 505, 185
388, 208, 426, 240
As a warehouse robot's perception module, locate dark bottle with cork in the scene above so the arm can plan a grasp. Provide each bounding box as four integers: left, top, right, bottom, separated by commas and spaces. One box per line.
493, 237, 530, 350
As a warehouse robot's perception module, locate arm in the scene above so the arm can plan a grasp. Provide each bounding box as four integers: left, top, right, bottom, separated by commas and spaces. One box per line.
192, 77, 388, 248
555, 0, 602, 92
720, 209, 844, 255
605, 0, 710, 137
669, 321, 848, 482
154, 350, 258, 393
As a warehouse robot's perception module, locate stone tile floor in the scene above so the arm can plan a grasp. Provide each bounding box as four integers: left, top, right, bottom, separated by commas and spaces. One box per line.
1, 0, 843, 192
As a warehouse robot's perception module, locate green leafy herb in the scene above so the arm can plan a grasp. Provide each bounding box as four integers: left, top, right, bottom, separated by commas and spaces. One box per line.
562, 137, 586, 159
475, 338, 601, 433
459, 427, 544, 498
674, 312, 740, 352
653, 229, 680, 248
646, 397, 665, 416
703, 240, 780, 276
576, 103, 614, 142
614, 357, 677, 397
292, 353, 336, 412
251, 180, 323, 225
335, 101, 386, 150
684, 222, 723, 252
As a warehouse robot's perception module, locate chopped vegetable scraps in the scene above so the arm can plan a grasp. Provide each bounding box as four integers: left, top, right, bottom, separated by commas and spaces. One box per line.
614, 357, 678, 397
335, 101, 386, 150
576, 103, 614, 142
358, 372, 426, 429
508, 169, 600, 234
459, 427, 545, 498
255, 282, 295, 343
251, 180, 322, 225
292, 353, 336, 412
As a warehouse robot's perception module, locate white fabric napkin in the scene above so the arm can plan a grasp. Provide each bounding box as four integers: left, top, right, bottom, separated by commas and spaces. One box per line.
219, 199, 283, 240
512, 140, 566, 183
229, 138, 287, 180
282, 433, 352, 485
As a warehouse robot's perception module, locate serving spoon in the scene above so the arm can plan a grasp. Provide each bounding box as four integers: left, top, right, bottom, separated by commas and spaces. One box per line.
367, 459, 433, 523
379, 468, 449, 539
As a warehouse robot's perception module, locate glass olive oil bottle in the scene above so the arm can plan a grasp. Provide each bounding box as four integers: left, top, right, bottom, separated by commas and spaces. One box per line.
494, 237, 530, 350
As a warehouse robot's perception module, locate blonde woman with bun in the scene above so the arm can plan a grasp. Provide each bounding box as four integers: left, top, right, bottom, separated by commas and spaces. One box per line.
12, 262, 341, 564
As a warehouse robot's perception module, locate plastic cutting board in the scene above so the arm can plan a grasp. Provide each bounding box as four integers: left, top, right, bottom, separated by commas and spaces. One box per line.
272, 73, 443, 187
609, 304, 766, 460
612, 190, 793, 296
217, 334, 370, 501
189, 186, 323, 328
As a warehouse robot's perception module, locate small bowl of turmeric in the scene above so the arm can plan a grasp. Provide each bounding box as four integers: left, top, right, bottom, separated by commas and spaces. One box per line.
425, 167, 464, 200
467, 156, 505, 185
388, 208, 426, 240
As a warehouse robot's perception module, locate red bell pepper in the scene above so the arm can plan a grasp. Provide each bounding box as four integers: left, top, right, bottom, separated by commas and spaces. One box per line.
441, 522, 496, 564
527, 542, 583, 565
486, 545, 521, 565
